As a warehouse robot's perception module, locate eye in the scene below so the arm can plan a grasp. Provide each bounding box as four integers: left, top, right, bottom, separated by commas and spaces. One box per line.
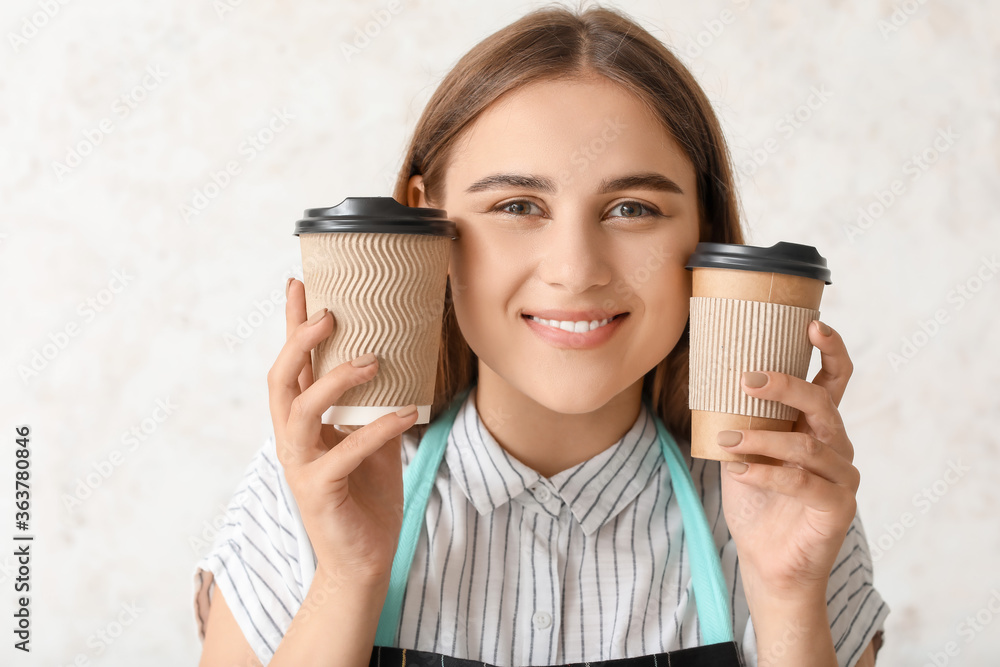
491, 199, 543, 217
608, 201, 660, 219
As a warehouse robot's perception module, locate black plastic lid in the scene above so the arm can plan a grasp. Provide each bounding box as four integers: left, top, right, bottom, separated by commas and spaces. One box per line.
685, 241, 832, 284
294, 196, 457, 239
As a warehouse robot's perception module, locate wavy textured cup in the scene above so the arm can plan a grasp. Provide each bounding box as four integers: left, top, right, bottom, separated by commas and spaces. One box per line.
685, 242, 831, 463
295, 198, 456, 426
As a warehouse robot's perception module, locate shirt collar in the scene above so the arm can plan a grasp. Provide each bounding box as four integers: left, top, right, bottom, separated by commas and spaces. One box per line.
444, 386, 541, 516
443, 385, 664, 536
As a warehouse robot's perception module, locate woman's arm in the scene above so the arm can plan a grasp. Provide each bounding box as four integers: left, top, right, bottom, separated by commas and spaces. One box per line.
750, 600, 880, 667
856, 637, 878, 667
750, 607, 878, 667
269, 566, 390, 667
748, 591, 836, 667
198, 587, 263, 667
198, 566, 389, 667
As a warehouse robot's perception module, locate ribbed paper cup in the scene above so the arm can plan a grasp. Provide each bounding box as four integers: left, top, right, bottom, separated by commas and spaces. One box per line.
294, 197, 457, 426
685, 242, 832, 464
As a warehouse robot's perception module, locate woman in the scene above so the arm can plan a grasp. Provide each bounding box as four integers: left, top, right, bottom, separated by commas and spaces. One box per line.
195, 5, 888, 666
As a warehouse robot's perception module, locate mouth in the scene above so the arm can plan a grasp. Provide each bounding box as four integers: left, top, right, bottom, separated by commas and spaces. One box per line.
521, 311, 629, 334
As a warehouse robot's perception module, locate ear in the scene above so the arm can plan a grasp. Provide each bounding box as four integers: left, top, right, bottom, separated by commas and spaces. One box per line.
407, 174, 430, 208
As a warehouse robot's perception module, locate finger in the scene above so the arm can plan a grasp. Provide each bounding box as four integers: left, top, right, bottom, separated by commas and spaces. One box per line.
284, 354, 381, 463
284, 278, 299, 340
740, 370, 844, 446
320, 407, 419, 482
285, 278, 315, 392
717, 429, 859, 488
724, 460, 858, 515
807, 320, 853, 408
267, 308, 333, 441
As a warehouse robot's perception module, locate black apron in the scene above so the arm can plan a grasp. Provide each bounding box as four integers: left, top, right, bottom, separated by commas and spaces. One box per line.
369, 386, 744, 667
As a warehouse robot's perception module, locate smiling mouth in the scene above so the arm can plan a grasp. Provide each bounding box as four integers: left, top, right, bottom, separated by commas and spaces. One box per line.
521, 312, 628, 333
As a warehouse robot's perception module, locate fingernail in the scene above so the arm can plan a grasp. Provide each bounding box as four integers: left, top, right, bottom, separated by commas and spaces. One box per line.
815, 320, 832, 336
306, 308, 328, 325
743, 371, 768, 388
717, 430, 743, 447
726, 461, 749, 474
395, 404, 417, 418
286, 277, 294, 296
351, 352, 377, 368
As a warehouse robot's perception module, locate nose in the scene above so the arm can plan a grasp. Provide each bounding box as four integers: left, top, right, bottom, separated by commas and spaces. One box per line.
535, 213, 613, 294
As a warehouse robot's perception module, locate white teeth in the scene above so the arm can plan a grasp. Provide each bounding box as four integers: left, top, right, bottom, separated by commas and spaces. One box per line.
528, 315, 612, 332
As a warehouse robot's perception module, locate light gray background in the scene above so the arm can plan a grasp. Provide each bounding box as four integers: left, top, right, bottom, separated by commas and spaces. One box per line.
2, 0, 997, 664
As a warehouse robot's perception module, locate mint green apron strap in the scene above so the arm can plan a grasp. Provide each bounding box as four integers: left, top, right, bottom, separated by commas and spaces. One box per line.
374, 386, 471, 646
649, 400, 735, 644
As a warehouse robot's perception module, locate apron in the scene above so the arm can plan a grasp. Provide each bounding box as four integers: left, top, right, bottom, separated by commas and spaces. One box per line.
368, 385, 744, 667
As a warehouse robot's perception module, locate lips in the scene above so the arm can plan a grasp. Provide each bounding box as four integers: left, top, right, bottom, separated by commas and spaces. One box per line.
522, 308, 628, 349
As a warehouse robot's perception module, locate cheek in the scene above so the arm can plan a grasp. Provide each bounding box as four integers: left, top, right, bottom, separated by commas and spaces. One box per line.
633, 261, 692, 337
446, 233, 479, 305
448, 250, 523, 368
622, 239, 692, 299
648, 278, 690, 320
448, 236, 515, 325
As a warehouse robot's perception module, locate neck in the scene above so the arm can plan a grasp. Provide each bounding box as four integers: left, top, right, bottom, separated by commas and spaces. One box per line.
473, 362, 645, 478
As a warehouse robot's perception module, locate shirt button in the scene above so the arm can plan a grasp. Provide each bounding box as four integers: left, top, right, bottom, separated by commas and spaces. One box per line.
532, 611, 552, 629
535, 485, 551, 502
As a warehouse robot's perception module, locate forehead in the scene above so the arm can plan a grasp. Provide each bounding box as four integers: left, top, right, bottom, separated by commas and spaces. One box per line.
446, 76, 696, 195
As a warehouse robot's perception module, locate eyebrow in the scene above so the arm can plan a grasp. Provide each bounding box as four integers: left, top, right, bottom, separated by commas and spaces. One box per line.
464, 171, 685, 195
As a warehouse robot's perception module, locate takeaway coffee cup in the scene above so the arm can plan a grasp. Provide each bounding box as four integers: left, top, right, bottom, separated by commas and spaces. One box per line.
293, 197, 457, 426
685, 241, 832, 463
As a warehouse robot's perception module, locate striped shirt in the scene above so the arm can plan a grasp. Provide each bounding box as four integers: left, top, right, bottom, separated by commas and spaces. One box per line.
192, 385, 889, 666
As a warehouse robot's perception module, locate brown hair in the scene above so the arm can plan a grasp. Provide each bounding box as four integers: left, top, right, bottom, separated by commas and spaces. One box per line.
392, 2, 745, 445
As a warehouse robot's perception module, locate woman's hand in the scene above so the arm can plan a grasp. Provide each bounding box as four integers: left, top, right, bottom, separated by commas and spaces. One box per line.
267, 278, 419, 584
718, 319, 860, 604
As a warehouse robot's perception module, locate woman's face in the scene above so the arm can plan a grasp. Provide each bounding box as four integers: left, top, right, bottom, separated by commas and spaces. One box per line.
408, 75, 701, 414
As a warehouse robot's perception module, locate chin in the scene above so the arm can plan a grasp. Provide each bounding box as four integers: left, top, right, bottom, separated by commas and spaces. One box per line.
512, 369, 634, 415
